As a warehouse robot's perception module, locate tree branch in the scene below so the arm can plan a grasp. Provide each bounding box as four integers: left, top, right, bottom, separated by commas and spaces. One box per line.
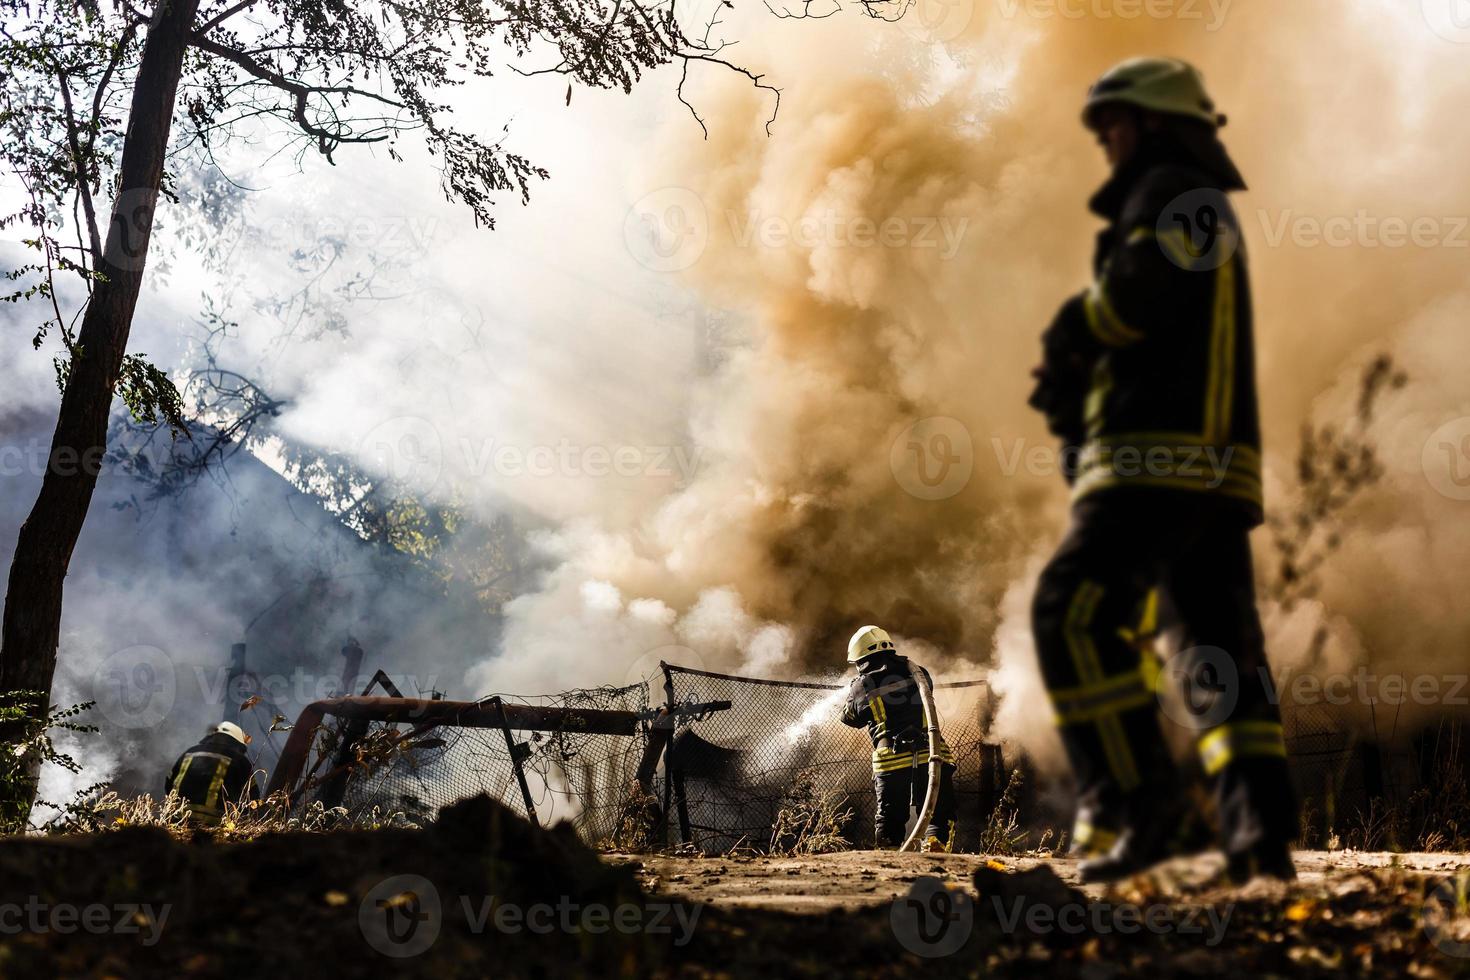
197, 0, 258, 36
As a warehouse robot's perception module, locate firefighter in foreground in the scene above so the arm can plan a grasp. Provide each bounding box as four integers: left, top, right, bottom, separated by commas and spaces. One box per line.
1027, 57, 1296, 883
165, 721, 260, 826
839, 625, 957, 851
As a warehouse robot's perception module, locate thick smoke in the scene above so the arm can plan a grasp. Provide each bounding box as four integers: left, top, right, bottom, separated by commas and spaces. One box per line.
7, 0, 1470, 799
476, 2, 1470, 766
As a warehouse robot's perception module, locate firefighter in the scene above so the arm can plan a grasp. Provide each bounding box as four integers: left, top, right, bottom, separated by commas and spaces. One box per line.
838, 625, 957, 852
1027, 57, 1296, 883
165, 721, 260, 826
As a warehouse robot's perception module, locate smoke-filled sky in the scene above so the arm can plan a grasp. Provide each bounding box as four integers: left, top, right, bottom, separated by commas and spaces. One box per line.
4, 0, 1470, 786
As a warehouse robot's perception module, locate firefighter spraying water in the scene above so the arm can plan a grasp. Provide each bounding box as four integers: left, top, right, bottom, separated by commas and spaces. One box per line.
837, 625, 956, 852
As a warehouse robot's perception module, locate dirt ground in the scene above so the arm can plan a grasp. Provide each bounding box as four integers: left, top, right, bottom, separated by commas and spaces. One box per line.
610, 849, 1470, 914
6, 796, 1470, 978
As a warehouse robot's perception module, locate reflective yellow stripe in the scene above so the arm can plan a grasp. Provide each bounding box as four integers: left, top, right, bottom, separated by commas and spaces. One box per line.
872, 741, 956, 772
1083, 281, 1145, 348
1071, 434, 1263, 509
1204, 256, 1237, 445
1063, 582, 1140, 791
1073, 818, 1119, 855
170, 756, 193, 797
203, 758, 229, 813
172, 752, 230, 821
870, 694, 887, 737
1197, 721, 1287, 776
1049, 667, 1154, 725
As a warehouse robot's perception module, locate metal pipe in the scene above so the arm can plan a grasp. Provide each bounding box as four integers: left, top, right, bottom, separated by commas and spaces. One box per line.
265, 695, 642, 797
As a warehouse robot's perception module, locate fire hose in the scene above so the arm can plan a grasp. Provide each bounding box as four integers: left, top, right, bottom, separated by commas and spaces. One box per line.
898, 663, 942, 853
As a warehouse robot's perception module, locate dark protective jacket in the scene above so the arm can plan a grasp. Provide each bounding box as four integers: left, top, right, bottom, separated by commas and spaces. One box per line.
165, 732, 259, 823
839, 653, 955, 774
1029, 136, 1263, 525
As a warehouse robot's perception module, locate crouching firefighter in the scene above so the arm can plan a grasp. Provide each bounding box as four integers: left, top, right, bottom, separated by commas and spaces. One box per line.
1027, 57, 1297, 883
839, 625, 957, 852
165, 721, 260, 826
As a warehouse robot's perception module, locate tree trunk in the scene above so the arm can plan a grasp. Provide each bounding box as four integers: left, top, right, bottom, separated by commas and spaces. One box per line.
0, 0, 201, 813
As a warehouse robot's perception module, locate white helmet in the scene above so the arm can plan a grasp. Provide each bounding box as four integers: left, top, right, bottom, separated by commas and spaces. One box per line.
847, 625, 897, 664
213, 721, 250, 746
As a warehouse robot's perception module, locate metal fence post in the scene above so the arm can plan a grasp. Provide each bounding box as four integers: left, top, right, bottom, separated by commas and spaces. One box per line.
659, 662, 692, 844
489, 696, 539, 827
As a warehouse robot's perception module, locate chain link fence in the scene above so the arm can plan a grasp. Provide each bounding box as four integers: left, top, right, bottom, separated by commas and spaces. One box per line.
657, 663, 1003, 853
302, 683, 651, 845
1282, 698, 1370, 848
284, 661, 1002, 853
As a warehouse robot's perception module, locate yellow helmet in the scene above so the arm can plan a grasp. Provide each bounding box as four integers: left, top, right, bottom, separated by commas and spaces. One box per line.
847, 625, 897, 664
1083, 57, 1224, 130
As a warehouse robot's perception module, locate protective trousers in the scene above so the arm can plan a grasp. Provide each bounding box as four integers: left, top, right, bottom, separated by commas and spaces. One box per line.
875, 760, 957, 850
1031, 493, 1297, 857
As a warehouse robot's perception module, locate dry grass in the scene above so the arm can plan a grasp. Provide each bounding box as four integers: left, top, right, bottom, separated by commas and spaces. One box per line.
768, 770, 853, 855
978, 768, 1028, 856
37, 785, 413, 842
